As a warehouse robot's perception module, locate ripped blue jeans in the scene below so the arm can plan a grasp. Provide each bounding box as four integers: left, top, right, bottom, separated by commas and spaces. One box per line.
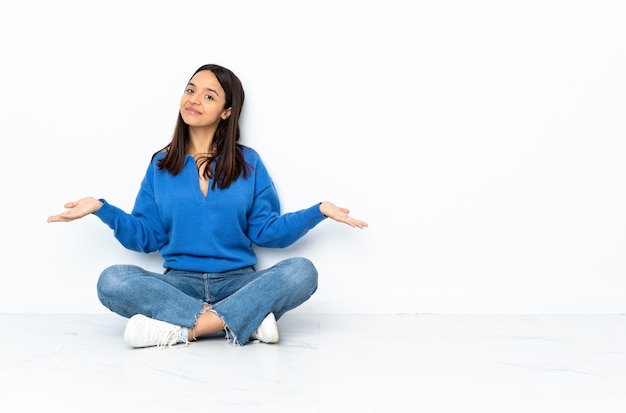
96, 257, 318, 345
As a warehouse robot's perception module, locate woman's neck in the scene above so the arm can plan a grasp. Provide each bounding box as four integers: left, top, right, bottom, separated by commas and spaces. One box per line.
187, 127, 216, 157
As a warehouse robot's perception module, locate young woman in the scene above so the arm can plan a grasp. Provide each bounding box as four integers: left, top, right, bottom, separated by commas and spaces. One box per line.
47, 64, 368, 349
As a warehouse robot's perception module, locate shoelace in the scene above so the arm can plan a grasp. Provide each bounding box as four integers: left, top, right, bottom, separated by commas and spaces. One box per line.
154, 328, 189, 349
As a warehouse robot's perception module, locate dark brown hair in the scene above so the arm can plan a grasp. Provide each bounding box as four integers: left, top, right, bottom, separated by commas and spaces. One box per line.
153, 64, 250, 189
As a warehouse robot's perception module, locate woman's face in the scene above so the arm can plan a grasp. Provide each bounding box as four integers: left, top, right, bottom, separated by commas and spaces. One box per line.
180, 70, 231, 129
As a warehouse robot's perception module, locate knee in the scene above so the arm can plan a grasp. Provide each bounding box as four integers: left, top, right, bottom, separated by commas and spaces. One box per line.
287, 257, 318, 292
96, 265, 136, 301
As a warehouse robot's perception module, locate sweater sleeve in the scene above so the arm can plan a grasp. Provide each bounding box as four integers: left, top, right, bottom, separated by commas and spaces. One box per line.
245, 156, 327, 248
93, 162, 168, 253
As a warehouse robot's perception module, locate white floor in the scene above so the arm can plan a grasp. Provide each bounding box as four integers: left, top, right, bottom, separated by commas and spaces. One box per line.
3, 313, 626, 412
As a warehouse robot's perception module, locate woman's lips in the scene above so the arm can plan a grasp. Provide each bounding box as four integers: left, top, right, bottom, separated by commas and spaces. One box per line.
185, 107, 201, 115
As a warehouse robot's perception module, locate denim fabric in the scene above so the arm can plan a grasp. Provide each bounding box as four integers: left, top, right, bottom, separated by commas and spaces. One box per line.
96, 257, 318, 345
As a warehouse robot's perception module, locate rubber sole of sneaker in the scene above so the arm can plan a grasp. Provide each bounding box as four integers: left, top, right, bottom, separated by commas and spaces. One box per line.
254, 313, 279, 344
124, 314, 148, 347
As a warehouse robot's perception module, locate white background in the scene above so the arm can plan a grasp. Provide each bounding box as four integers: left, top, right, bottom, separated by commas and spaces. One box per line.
1, 0, 624, 314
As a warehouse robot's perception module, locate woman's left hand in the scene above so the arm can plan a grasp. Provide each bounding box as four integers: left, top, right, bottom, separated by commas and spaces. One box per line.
320, 201, 368, 229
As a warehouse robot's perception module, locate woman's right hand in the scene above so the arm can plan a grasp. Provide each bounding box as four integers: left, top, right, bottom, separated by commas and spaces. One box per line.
47, 197, 104, 223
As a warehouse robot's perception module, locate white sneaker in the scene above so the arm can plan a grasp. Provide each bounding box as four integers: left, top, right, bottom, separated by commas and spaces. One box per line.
124, 314, 188, 348
250, 312, 279, 344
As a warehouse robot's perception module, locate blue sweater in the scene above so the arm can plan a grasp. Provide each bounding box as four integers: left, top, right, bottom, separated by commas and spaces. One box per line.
94, 146, 326, 273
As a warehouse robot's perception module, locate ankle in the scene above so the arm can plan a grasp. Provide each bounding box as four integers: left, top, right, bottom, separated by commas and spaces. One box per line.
188, 327, 198, 342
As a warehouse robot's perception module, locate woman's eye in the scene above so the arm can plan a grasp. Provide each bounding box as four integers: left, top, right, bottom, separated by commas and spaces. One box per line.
205, 95, 214, 100
186, 88, 194, 94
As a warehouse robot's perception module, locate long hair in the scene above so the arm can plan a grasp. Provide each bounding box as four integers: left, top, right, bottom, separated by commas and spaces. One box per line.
153, 64, 250, 189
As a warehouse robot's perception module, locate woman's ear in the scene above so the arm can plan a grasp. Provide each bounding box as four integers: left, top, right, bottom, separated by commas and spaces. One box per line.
221, 107, 232, 120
